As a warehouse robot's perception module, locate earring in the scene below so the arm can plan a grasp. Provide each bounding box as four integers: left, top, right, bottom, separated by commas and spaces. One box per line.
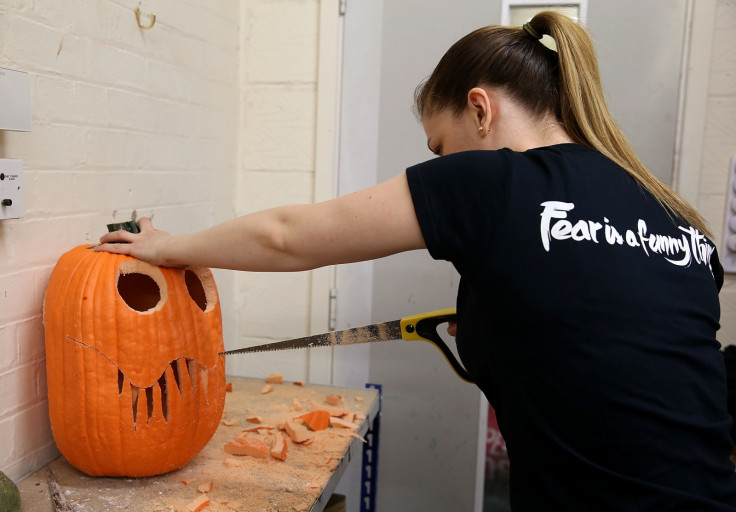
478, 126, 484, 133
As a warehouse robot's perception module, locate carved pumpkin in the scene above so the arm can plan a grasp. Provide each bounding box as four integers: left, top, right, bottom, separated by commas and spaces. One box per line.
43, 245, 226, 477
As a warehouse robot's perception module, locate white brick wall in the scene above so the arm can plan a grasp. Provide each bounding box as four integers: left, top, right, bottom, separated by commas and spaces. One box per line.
0, 0, 239, 481
226, 0, 321, 382
699, 0, 736, 345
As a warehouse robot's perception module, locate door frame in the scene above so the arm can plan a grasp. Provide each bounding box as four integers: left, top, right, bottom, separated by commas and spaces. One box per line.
308, 0, 343, 385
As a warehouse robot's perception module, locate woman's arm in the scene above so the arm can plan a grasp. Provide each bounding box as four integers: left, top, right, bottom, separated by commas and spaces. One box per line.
97, 173, 426, 270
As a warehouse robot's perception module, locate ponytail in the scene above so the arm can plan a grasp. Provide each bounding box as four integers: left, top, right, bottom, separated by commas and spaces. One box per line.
415, 12, 712, 238
526, 12, 711, 238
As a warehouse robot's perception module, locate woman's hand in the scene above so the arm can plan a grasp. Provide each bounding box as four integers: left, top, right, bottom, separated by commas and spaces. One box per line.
92, 173, 425, 271
447, 321, 457, 337
95, 217, 179, 267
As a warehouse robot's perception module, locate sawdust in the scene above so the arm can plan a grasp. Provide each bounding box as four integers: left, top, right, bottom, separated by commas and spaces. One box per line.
22, 377, 376, 512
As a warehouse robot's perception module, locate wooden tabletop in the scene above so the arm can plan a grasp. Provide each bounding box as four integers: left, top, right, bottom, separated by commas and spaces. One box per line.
18, 377, 379, 512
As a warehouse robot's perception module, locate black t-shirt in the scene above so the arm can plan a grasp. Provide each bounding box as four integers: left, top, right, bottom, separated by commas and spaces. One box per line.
406, 144, 736, 511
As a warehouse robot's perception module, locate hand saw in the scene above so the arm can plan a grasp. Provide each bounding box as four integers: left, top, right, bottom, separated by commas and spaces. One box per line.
219, 308, 473, 383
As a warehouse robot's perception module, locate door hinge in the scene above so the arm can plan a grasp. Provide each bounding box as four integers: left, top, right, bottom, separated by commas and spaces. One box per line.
328, 288, 337, 331
339, 0, 346, 16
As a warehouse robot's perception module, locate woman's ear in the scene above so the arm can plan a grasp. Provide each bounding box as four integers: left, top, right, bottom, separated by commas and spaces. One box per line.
467, 87, 492, 134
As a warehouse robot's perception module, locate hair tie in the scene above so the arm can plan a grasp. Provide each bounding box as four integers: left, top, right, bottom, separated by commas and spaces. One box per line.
522, 22, 542, 40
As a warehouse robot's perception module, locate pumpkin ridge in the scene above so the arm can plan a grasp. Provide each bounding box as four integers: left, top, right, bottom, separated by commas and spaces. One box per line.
70, 247, 108, 473
48, 247, 95, 448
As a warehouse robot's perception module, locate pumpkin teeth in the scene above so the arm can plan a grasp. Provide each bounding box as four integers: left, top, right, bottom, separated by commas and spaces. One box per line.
158, 372, 169, 422
187, 359, 198, 388
118, 369, 124, 395
145, 387, 155, 422
200, 365, 209, 404
65, 335, 212, 427
172, 359, 184, 394
131, 384, 140, 425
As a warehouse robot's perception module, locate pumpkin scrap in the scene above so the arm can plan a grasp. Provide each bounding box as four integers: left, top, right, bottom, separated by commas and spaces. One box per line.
296, 410, 330, 431
187, 494, 210, 511
197, 481, 213, 493
330, 417, 358, 430
222, 418, 238, 427
225, 382, 233, 392
246, 416, 262, 424
270, 433, 288, 461
265, 373, 283, 383
312, 404, 349, 417
284, 421, 313, 444
241, 425, 273, 433
355, 396, 364, 402
325, 394, 344, 406
224, 437, 269, 458
293, 381, 305, 386
261, 384, 274, 394
181, 477, 198, 485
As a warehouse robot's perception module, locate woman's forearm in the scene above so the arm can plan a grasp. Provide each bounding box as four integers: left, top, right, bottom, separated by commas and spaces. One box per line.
97, 174, 426, 270
160, 206, 320, 271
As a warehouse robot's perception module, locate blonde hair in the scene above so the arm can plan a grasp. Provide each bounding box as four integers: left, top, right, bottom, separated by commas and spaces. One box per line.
414, 11, 712, 238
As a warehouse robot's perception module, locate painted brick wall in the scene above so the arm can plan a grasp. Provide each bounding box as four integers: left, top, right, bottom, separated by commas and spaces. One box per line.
0, 0, 239, 481
699, 0, 736, 345
225, 0, 320, 381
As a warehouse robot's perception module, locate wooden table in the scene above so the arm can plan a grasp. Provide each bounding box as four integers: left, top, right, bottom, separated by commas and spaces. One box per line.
18, 377, 380, 512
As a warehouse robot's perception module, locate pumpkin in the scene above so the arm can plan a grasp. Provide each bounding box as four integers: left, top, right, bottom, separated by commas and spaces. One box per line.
43, 245, 226, 477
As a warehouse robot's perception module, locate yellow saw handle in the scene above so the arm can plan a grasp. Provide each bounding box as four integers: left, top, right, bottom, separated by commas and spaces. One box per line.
400, 308, 473, 383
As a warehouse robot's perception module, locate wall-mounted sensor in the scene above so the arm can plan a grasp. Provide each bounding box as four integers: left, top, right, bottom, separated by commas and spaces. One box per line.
0, 160, 24, 220
0, 67, 31, 131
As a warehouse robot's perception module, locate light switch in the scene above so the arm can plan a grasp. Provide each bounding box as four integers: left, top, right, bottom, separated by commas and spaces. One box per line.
0, 159, 24, 220
0, 67, 31, 132
723, 156, 736, 273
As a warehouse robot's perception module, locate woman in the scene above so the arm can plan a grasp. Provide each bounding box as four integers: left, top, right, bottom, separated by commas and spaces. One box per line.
99, 11, 736, 510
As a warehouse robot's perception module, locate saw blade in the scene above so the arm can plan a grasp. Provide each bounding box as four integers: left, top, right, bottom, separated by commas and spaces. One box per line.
220, 320, 403, 356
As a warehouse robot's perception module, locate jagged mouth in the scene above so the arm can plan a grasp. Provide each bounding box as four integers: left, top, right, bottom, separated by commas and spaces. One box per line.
66, 335, 218, 427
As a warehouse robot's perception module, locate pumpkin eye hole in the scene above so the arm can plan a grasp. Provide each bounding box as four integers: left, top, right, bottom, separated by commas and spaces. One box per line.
117, 273, 161, 312
184, 268, 217, 313
185, 270, 207, 311
116, 261, 168, 313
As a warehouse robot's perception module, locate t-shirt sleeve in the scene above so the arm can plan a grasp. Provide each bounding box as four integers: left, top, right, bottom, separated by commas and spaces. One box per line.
406, 150, 511, 267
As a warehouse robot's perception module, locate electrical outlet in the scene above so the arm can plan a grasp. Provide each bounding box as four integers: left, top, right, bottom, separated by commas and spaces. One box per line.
723, 156, 736, 274
0, 159, 24, 220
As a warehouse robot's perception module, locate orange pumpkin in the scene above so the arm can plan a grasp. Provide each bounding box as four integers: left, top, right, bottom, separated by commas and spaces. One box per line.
43, 245, 226, 477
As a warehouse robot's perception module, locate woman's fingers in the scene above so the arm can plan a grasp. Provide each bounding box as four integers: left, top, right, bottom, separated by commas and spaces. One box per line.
98, 218, 152, 244
95, 241, 134, 255
447, 321, 457, 337
137, 217, 154, 233
99, 229, 137, 244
